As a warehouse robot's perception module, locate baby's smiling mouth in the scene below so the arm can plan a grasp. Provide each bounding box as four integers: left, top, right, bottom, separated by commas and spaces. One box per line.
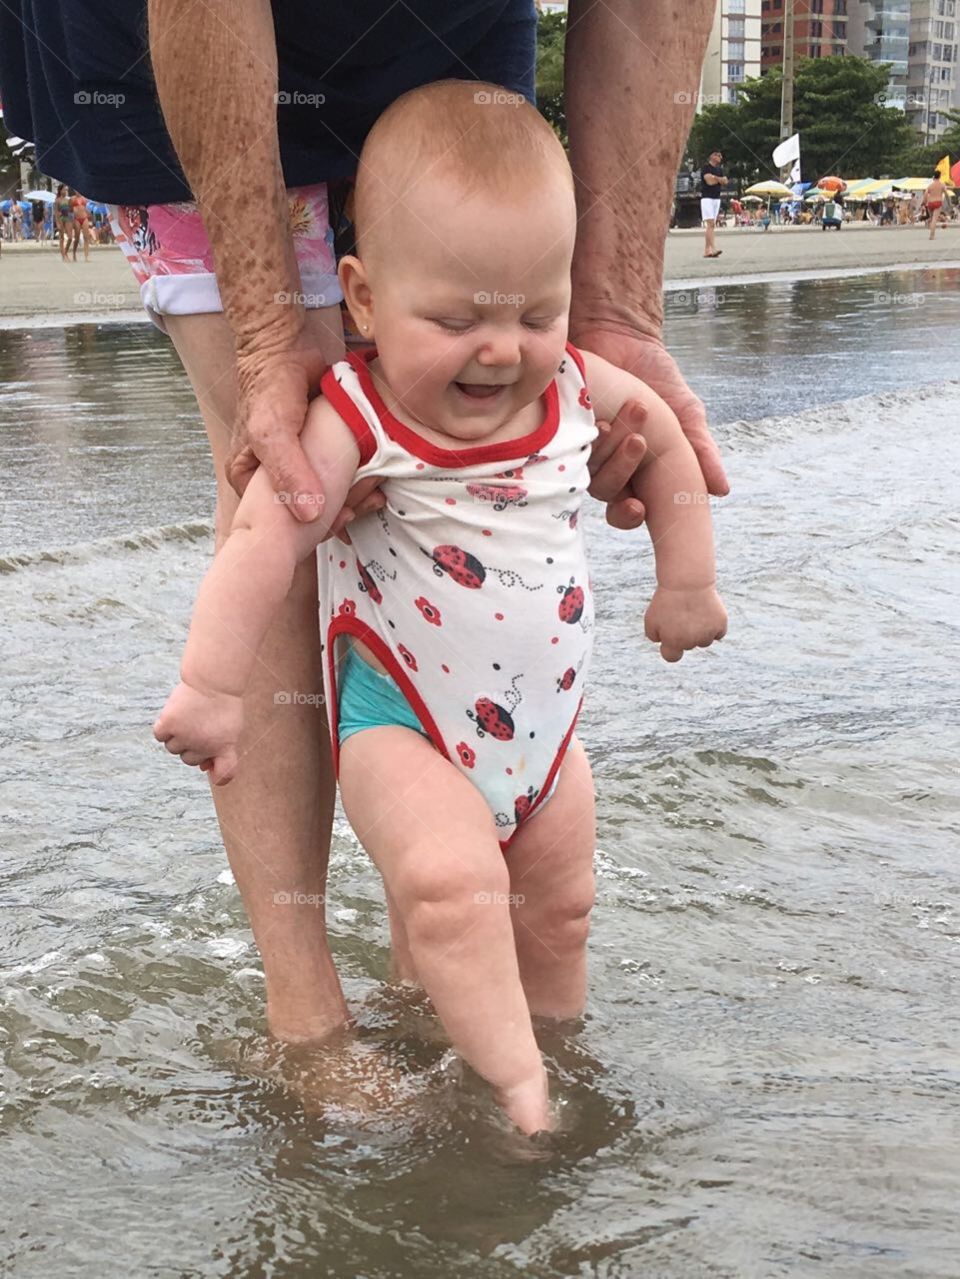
454, 382, 505, 400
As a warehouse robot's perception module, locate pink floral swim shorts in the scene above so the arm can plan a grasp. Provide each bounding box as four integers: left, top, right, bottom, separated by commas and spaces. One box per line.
108, 182, 345, 333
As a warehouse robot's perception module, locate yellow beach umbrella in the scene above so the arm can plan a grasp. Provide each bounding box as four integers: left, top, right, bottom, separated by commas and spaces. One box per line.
892, 177, 931, 191
843, 178, 878, 197
846, 179, 894, 200
744, 180, 794, 197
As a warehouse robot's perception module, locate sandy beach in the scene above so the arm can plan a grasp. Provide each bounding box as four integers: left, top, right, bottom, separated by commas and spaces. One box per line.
1, 223, 958, 323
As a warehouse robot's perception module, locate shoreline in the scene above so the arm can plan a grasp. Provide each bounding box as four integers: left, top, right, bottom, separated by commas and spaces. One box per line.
1, 226, 959, 329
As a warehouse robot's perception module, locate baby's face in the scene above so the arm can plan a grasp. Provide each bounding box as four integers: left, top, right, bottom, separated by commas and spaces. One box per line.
355, 173, 575, 440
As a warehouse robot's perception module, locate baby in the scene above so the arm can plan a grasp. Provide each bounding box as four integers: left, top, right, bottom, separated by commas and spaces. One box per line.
154, 80, 727, 1135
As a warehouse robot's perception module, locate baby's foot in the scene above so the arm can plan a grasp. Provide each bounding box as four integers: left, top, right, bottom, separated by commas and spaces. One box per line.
495, 1069, 554, 1137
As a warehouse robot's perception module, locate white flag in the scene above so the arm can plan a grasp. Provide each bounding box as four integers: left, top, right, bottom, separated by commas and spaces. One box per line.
789, 159, 801, 184
772, 133, 800, 167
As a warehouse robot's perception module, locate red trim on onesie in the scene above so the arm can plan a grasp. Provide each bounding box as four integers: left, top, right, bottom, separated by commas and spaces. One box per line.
325, 617, 450, 774
325, 616, 578, 853
564, 341, 588, 383
319, 366, 376, 465
345, 348, 561, 468
517, 696, 582, 834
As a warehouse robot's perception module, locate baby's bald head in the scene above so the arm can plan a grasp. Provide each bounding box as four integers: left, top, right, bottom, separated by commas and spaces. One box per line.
353, 80, 575, 270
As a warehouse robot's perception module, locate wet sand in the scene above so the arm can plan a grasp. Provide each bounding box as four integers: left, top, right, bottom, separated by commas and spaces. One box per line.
1, 225, 958, 322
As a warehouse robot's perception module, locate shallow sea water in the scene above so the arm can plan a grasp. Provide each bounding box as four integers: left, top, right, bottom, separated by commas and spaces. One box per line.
1, 268, 958, 1277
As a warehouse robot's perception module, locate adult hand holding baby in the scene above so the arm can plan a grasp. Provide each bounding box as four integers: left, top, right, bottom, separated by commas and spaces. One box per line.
577, 327, 730, 529
227, 328, 384, 537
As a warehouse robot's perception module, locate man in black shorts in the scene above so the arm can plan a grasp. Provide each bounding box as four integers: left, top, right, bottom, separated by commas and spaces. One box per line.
0, 0, 729, 1045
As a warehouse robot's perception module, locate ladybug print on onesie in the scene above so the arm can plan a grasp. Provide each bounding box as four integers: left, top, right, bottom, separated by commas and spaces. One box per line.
357, 557, 397, 605
425, 544, 541, 592
467, 673, 524, 741
466, 482, 528, 512
557, 577, 585, 624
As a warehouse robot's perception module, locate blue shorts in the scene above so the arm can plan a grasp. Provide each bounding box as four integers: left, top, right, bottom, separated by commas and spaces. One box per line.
337, 646, 428, 747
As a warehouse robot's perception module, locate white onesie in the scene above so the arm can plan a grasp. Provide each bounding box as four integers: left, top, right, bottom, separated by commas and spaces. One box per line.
318, 342, 598, 847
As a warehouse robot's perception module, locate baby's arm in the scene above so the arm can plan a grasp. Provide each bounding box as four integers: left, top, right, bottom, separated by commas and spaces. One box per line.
153, 400, 361, 782
580, 349, 727, 661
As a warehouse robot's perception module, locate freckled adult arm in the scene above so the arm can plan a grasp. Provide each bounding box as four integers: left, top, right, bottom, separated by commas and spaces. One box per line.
565, 0, 730, 501
149, 0, 301, 361
148, 0, 348, 522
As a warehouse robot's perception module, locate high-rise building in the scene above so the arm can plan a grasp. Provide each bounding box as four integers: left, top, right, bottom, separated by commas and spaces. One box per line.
760, 0, 849, 71
846, 1, 911, 107
905, 0, 958, 139
701, 0, 764, 105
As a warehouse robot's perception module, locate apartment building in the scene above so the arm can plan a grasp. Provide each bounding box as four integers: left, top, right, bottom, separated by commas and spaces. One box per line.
846, 1, 911, 105
905, 0, 958, 138
761, 0, 849, 70
700, 0, 764, 104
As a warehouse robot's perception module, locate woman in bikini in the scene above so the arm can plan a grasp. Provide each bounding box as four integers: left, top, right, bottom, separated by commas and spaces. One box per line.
69, 192, 95, 261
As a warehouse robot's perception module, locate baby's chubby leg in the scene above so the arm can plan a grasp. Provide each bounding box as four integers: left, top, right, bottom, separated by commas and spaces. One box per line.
338, 726, 550, 1135
507, 737, 596, 1019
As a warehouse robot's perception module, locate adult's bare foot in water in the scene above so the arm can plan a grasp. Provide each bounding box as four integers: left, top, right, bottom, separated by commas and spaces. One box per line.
237, 1029, 414, 1120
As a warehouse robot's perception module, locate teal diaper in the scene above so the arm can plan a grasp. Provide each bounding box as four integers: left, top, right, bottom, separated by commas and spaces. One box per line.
337, 645, 428, 746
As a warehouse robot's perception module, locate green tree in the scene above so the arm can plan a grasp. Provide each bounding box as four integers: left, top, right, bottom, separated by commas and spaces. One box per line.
686, 56, 918, 186
535, 10, 567, 144
895, 109, 960, 176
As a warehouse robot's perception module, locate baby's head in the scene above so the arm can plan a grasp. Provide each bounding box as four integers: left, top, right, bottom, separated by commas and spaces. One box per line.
338, 80, 576, 440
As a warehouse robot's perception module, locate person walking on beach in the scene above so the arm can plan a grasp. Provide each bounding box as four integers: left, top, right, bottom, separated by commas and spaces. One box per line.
54, 184, 74, 261
700, 148, 727, 258
0, 0, 729, 1055
69, 193, 95, 261
923, 174, 950, 241
30, 198, 47, 244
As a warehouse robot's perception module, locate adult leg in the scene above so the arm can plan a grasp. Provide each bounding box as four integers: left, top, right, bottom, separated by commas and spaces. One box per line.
507, 738, 596, 1019
703, 216, 715, 257
339, 727, 551, 1134
165, 304, 351, 1043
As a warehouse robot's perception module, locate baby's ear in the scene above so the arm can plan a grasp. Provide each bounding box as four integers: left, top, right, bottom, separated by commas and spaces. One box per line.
338, 255, 373, 330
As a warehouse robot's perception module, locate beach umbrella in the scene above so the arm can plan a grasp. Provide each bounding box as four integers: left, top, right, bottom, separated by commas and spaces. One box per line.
817, 176, 847, 192
845, 179, 894, 200
843, 178, 878, 197
892, 177, 930, 191
23, 189, 55, 202
804, 190, 831, 202
744, 180, 793, 197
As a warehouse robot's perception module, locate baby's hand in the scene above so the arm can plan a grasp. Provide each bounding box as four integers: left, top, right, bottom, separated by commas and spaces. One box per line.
153, 681, 243, 786
644, 585, 727, 663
